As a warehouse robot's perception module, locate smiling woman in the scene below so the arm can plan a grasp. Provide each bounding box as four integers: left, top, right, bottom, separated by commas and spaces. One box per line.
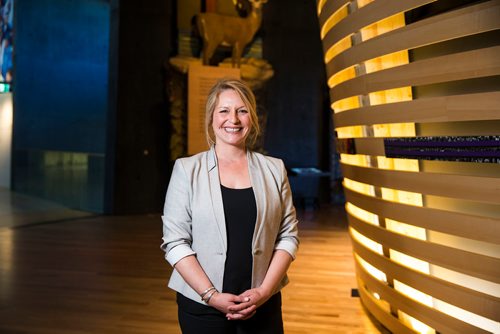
161, 78, 299, 334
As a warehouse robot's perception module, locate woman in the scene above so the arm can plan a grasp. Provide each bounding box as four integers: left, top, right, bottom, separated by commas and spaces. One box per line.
161, 78, 299, 333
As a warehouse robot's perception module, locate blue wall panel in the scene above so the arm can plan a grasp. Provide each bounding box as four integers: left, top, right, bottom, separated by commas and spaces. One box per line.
12, 0, 111, 212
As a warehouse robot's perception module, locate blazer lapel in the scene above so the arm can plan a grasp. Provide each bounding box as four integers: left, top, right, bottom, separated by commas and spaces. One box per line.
207, 146, 227, 250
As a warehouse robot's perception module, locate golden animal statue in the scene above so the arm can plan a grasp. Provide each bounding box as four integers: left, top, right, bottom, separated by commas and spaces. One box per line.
196, 0, 268, 68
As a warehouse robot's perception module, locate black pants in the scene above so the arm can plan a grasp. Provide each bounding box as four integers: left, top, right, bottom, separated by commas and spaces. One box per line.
177, 292, 284, 334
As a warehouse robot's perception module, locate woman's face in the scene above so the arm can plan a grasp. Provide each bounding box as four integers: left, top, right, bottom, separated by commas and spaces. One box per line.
212, 89, 252, 149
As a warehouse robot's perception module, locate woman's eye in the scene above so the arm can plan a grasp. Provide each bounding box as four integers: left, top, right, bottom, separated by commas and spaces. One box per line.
238, 109, 248, 114
219, 109, 228, 113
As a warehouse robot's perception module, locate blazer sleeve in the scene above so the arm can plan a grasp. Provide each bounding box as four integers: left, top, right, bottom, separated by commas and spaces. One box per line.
160, 159, 196, 266
274, 160, 300, 259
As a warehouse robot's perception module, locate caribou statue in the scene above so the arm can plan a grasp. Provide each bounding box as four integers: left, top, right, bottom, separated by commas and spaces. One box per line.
196, 0, 268, 68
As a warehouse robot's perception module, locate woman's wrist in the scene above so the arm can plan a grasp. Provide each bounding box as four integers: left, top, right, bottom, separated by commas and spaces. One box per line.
205, 291, 219, 305
257, 285, 273, 300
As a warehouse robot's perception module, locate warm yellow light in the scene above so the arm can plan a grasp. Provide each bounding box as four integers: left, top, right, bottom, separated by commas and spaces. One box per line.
317, 0, 327, 15
343, 177, 375, 197
357, 0, 374, 9
380, 187, 423, 206
369, 86, 412, 105
328, 65, 356, 88
336, 125, 365, 138
376, 156, 419, 172
340, 153, 370, 167
432, 295, 500, 333
360, 13, 406, 42
372, 123, 416, 138
353, 252, 387, 281
332, 95, 360, 113
389, 249, 430, 275
324, 35, 352, 63
364, 51, 410, 73
347, 202, 379, 226
320, 5, 348, 39
398, 309, 436, 334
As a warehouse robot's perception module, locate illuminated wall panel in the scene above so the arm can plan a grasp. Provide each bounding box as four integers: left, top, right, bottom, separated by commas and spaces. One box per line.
317, 1, 500, 333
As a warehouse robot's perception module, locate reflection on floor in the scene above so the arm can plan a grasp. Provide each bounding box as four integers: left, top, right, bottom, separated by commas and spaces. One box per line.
0, 189, 384, 334
0, 187, 94, 229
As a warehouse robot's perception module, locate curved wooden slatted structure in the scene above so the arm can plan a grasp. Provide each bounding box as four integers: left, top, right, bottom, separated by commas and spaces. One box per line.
327, 1, 500, 75
317, 0, 500, 332
331, 46, 500, 102
334, 91, 500, 127
352, 241, 500, 321
341, 163, 500, 204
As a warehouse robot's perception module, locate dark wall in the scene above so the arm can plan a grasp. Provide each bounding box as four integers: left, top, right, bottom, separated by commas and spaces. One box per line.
261, 0, 329, 169
107, 0, 175, 214
12, 0, 111, 212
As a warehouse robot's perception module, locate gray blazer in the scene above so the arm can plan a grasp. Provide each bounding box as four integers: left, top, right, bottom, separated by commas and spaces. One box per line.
161, 146, 299, 304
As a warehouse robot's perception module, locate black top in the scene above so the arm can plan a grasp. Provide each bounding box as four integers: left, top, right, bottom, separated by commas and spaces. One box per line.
221, 184, 257, 295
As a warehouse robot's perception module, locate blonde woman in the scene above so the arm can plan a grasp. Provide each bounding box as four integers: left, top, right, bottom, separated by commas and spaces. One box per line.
161, 78, 299, 333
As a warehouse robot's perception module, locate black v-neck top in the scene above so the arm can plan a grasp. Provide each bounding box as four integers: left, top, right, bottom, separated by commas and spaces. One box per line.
220, 184, 257, 295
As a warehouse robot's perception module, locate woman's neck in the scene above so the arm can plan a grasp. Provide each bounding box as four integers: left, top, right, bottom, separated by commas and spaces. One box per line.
214, 143, 247, 163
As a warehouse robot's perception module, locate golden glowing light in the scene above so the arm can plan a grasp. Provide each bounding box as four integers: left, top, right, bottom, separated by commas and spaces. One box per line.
332, 96, 360, 113
327, 65, 356, 88
343, 177, 375, 197
357, 0, 374, 9
347, 202, 379, 226
336, 125, 365, 138
360, 13, 405, 42
324, 35, 352, 63
353, 252, 387, 281
317, 0, 328, 15
320, 5, 348, 39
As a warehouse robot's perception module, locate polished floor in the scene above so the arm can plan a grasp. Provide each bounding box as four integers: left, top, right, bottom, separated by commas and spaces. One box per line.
0, 189, 384, 333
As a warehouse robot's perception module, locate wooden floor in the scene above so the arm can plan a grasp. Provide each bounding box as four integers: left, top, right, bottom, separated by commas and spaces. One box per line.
0, 192, 383, 333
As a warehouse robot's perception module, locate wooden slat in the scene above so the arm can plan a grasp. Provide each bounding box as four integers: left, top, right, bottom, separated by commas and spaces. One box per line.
341, 163, 500, 204
355, 261, 491, 334
351, 137, 385, 156
416, 120, 500, 137
331, 46, 500, 102
326, 1, 500, 76
323, 0, 437, 58
318, 0, 349, 27
348, 214, 500, 283
357, 278, 419, 334
352, 240, 500, 320
334, 91, 500, 127
344, 187, 500, 244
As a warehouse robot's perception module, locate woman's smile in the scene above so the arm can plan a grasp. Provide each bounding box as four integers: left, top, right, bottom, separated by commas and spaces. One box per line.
212, 89, 252, 148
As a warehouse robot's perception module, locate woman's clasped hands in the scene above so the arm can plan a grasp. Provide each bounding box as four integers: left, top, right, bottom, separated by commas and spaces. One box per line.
208, 287, 271, 321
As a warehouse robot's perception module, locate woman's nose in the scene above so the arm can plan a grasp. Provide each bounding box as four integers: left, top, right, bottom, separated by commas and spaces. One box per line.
229, 110, 239, 123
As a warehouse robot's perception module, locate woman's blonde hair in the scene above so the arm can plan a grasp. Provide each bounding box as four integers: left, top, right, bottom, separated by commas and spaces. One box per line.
205, 78, 260, 148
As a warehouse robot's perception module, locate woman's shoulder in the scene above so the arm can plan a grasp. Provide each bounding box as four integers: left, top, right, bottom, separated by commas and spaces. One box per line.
175, 150, 211, 169
250, 151, 286, 172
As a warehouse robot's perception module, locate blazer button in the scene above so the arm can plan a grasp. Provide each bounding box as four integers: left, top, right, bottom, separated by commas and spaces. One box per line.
253, 249, 261, 255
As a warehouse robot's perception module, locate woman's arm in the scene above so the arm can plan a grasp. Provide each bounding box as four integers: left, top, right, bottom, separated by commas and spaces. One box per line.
173, 255, 244, 314
161, 160, 243, 313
